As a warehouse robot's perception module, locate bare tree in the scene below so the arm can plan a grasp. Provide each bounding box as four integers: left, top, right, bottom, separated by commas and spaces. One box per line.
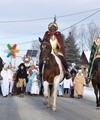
87, 21, 100, 49
78, 22, 100, 51
78, 24, 88, 52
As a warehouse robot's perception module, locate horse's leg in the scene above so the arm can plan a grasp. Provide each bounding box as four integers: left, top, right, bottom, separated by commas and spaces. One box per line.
97, 84, 100, 107
47, 86, 51, 108
95, 87, 99, 107
52, 77, 59, 111
47, 85, 53, 108
43, 81, 49, 105
92, 81, 99, 107
98, 89, 100, 107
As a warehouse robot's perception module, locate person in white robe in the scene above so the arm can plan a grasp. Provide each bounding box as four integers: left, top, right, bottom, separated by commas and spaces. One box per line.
1, 64, 9, 97
7, 66, 14, 94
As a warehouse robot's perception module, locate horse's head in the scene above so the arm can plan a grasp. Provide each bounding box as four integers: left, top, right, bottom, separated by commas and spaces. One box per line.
39, 38, 52, 63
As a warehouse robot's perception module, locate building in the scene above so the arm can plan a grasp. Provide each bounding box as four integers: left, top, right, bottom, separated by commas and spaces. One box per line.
80, 51, 91, 67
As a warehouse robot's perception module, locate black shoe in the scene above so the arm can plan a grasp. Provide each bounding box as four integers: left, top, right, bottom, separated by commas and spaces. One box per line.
70, 95, 74, 98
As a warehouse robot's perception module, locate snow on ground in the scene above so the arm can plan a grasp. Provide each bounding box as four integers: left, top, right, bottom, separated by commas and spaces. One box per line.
84, 86, 95, 101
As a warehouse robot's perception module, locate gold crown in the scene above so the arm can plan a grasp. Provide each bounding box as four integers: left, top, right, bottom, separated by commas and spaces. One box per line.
48, 16, 58, 31
48, 22, 58, 31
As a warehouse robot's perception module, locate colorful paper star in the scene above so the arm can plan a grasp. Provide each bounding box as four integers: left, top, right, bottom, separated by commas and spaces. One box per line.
7, 44, 19, 58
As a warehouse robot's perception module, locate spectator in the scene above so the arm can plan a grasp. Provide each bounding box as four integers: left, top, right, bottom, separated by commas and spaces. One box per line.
74, 69, 86, 99
1, 64, 9, 97
60, 77, 73, 98
70, 68, 77, 98
57, 82, 63, 97
30, 64, 39, 95
7, 65, 14, 95
16, 63, 28, 97
26, 68, 32, 95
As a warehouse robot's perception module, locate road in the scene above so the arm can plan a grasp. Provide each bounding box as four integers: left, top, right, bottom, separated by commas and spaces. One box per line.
0, 87, 100, 120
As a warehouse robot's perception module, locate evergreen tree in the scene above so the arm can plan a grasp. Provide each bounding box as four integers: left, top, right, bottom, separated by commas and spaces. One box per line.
65, 32, 80, 65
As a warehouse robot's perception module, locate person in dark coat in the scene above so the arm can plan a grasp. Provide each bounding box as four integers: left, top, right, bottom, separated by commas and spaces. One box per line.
16, 63, 28, 97
70, 68, 77, 98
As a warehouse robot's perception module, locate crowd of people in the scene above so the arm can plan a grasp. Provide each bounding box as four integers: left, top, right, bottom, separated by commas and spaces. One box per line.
57, 64, 86, 99
0, 63, 41, 98
0, 61, 87, 99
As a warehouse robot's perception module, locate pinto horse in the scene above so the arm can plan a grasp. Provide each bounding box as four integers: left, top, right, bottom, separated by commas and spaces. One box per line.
92, 57, 100, 109
39, 38, 64, 111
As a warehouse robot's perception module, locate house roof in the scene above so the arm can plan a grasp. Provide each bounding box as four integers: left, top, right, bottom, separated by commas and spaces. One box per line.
83, 51, 91, 62
79, 50, 91, 65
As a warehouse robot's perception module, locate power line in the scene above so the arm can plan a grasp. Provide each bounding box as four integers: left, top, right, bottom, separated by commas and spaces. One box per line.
57, 8, 100, 18
17, 40, 36, 45
0, 32, 44, 39
0, 40, 35, 46
1, 49, 29, 51
0, 8, 100, 45
0, 41, 33, 45
0, 8, 100, 23
61, 9, 100, 32
0, 21, 100, 40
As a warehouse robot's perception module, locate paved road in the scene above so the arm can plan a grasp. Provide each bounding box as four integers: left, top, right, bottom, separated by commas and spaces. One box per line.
0, 87, 100, 120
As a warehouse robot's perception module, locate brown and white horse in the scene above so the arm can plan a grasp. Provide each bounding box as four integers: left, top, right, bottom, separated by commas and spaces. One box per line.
39, 38, 64, 111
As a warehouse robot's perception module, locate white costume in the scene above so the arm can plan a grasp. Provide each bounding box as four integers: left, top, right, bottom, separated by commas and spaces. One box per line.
61, 77, 73, 89
1, 66, 9, 97
7, 68, 14, 93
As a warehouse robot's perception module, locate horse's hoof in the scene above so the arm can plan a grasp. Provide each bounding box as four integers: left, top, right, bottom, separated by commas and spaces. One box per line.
47, 104, 51, 108
43, 101, 48, 105
52, 107, 56, 112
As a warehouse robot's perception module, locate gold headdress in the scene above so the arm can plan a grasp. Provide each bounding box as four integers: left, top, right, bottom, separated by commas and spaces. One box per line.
48, 16, 58, 31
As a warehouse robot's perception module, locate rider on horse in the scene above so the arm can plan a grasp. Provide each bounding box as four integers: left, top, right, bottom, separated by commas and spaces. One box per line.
39, 17, 71, 80
88, 36, 100, 79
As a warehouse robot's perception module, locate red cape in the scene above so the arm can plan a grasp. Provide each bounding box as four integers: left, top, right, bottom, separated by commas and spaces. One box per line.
43, 31, 65, 55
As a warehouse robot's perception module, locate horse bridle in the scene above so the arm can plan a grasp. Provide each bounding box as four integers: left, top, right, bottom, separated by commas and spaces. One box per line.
41, 41, 52, 63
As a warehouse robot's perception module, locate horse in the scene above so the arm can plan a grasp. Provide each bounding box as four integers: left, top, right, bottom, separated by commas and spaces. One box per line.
92, 57, 100, 109
0, 57, 4, 71
39, 38, 64, 111
0, 57, 4, 80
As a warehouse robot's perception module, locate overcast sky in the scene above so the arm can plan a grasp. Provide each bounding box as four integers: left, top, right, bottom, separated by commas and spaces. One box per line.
0, 0, 100, 65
